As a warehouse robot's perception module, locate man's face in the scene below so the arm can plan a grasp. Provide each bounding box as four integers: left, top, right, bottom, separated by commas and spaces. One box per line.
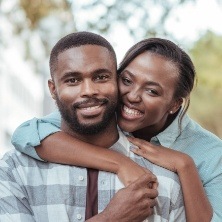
49, 45, 118, 134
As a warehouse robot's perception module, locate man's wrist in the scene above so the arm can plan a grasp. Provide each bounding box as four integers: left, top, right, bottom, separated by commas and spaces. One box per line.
86, 211, 110, 222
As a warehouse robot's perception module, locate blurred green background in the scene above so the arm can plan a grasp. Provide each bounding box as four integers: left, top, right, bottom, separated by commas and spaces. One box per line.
1, 0, 222, 149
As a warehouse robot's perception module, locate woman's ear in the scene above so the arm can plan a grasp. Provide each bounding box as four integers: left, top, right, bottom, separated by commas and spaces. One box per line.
169, 98, 183, 114
48, 79, 56, 100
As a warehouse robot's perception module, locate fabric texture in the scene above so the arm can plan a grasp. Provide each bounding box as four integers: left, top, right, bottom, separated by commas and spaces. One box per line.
1, 129, 185, 222
11, 109, 222, 222
150, 112, 222, 222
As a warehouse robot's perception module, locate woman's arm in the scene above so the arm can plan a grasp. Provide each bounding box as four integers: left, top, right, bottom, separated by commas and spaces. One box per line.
11, 111, 62, 161
11, 111, 156, 186
36, 131, 155, 186
128, 137, 213, 222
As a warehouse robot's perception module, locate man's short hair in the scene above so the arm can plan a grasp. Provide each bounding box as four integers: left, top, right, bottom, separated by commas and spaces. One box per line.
49, 31, 117, 77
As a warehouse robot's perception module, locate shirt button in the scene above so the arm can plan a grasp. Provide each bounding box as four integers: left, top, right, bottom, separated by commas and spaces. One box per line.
101, 180, 106, 185
77, 214, 82, 220
78, 176, 84, 181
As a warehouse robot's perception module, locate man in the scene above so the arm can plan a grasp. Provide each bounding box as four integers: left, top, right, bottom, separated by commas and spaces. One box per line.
0, 32, 184, 221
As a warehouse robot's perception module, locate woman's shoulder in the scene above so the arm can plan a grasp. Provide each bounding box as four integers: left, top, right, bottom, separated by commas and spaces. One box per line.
182, 117, 222, 146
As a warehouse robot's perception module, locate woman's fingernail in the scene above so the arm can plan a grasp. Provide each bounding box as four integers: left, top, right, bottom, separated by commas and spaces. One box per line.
130, 145, 138, 151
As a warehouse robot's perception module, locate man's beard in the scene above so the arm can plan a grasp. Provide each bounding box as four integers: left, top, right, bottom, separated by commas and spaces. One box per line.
55, 95, 117, 135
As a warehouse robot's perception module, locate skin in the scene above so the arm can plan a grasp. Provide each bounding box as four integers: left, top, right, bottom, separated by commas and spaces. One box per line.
49, 45, 119, 146
88, 174, 157, 222
34, 50, 212, 220
116, 52, 212, 221
117, 52, 182, 139
47, 45, 158, 221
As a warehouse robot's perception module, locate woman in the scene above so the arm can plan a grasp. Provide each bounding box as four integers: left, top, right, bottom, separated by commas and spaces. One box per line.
12, 38, 222, 221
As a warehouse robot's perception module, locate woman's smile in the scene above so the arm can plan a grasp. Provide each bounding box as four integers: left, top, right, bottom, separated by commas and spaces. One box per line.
121, 104, 144, 120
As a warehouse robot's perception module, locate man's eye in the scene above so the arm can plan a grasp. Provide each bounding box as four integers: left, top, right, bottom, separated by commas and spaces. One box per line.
66, 78, 79, 83
95, 75, 109, 81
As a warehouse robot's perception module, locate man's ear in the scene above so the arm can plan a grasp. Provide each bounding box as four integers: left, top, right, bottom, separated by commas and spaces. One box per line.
169, 98, 183, 114
48, 79, 56, 100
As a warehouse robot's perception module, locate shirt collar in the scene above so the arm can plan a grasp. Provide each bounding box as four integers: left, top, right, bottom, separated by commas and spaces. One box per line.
151, 110, 190, 147
109, 127, 131, 156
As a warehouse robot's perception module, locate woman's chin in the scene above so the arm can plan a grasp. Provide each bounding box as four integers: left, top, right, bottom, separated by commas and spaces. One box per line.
117, 118, 137, 133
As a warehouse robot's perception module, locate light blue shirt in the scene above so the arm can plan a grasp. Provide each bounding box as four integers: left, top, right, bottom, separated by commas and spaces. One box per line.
11, 110, 222, 221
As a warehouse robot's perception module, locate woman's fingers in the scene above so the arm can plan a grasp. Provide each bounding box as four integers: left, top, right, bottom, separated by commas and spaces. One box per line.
128, 136, 147, 148
128, 137, 179, 172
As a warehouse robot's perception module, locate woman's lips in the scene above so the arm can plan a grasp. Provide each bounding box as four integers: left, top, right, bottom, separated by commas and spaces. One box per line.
121, 105, 143, 120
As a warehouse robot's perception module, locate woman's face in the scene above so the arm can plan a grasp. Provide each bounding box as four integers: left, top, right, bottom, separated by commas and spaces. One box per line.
117, 51, 181, 133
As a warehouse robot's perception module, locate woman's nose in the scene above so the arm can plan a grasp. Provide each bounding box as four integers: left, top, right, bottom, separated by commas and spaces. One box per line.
127, 89, 141, 103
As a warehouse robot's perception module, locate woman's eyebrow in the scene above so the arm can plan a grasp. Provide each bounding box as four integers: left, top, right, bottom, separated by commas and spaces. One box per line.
122, 70, 162, 88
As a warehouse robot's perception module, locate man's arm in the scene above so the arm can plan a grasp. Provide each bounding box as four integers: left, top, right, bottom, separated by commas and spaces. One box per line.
87, 174, 158, 222
0, 158, 36, 222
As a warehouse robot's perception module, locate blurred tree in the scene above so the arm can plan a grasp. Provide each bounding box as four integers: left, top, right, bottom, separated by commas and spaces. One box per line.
16, 0, 76, 113
19, 0, 72, 29
189, 31, 222, 138
73, 0, 196, 40
17, 0, 75, 55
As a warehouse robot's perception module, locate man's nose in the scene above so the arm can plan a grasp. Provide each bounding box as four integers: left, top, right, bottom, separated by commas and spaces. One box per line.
80, 80, 98, 97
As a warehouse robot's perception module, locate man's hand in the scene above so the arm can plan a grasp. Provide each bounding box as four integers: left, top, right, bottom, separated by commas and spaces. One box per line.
88, 173, 158, 222
117, 157, 158, 188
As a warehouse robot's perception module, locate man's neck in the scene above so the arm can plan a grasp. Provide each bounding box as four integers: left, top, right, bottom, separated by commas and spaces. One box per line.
61, 118, 119, 148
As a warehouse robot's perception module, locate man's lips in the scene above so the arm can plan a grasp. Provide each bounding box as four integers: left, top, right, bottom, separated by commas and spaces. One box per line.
74, 98, 107, 109
74, 99, 107, 117
80, 105, 101, 110
121, 105, 143, 119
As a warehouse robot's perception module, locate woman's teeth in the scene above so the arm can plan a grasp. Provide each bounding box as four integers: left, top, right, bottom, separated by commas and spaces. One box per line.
123, 105, 142, 116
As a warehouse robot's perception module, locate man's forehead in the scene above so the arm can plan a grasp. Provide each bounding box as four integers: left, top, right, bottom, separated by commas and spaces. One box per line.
58, 45, 112, 60
57, 46, 115, 68
54, 45, 117, 77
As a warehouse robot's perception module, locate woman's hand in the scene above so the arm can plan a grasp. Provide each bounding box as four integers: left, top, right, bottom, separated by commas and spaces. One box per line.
128, 136, 192, 173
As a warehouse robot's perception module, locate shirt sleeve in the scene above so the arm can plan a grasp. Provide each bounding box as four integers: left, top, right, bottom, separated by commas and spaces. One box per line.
204, 154, 222, 222
11, 110, 62, 161
0, 159, 36, 222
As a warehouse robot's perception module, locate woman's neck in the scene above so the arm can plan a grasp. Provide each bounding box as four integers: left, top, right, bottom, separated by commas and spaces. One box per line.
132, 112, 177, 141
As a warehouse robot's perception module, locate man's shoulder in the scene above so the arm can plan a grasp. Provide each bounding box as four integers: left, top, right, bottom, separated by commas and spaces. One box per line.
1, 149, 21, 164
0, 149, 63, 170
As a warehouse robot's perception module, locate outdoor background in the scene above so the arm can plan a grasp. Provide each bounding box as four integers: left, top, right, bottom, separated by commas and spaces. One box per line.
0, 0, 222, 157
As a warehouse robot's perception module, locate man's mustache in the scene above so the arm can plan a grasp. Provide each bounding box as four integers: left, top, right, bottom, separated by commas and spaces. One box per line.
73, 98, 108, 109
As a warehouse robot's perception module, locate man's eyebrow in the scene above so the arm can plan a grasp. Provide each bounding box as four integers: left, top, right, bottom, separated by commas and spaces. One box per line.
60, 72, 80, 81
93, 68, 113, 75
122, 70, 162, 88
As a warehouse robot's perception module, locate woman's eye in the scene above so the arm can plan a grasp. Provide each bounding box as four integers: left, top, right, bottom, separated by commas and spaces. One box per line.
122, 77, 132, 85
146, 89, 158, 95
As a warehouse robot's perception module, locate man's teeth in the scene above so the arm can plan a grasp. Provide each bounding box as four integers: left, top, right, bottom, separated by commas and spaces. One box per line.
123, 106, 142, 116
82, 105, 100, 110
